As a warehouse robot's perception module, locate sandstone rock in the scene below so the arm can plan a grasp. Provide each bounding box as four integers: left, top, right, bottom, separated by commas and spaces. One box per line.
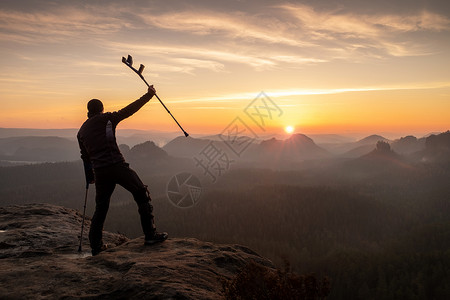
0, 203, 273, 299
0, 203, 127, 258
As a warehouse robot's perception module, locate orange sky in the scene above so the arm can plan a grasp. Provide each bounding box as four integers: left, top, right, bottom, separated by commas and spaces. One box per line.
1, 0, 449, 138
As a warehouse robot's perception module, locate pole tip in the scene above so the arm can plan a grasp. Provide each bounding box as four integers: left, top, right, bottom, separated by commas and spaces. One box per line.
184, 132, 189, 137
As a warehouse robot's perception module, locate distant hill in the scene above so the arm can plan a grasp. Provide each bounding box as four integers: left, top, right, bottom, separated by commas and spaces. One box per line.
345, 141, 411, 177
127, 141, 168, 162
340, 144, 376, 158
322, 134, 390, 157
244, 134, 329, 163
360, 141, 403, 162
391, 135, 426, 154
421, 132, 444, 138
201, 133, 355, 145
0, 136, 79, 162
0, 128, 78, 139
356, 134, 389, 146
425, 131, 450, 150
0, 127, 179, 147
0, 134, 186, 168
122, 140, 193, 175
162, 136, 211, 158
308, 134, 355, 144
414, 131, 450, 162
115, 130, 181, 147
163, 134, 329, 167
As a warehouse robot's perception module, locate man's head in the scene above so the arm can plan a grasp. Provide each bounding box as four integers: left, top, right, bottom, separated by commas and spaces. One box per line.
87, 99, 103, 117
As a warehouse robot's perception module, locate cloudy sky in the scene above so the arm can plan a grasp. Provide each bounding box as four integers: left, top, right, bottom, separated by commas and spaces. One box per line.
1, 0, 449, 137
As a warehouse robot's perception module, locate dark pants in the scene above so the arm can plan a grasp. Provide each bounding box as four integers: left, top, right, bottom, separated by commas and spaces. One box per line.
89, 162, 156, 250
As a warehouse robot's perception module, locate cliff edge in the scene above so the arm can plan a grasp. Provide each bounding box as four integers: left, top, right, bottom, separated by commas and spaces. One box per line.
0, 203, 273, 299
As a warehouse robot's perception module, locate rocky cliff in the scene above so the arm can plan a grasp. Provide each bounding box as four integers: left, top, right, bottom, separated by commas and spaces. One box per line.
0, 203, 273, 299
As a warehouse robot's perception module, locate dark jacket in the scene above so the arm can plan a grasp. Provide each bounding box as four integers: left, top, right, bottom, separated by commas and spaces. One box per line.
77, 93, 153, 170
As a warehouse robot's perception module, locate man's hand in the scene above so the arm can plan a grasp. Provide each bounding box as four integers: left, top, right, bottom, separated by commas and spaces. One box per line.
83, 161, 95, 186
86, 169, 95, 185
148, 85, 156, 97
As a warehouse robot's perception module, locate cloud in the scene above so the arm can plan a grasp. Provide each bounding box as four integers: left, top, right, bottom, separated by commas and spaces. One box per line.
279, 4, 450, 57
281, 4, 450, 35
367, 11, 450, 32
139, 10, 313, 47
0, 6, 132, 44
0, 77, 34, 83
271, 56, 328, 64
1, 1, 449, 76
170, 58, 225, 73
107, 42, 276, 69
164, 82, 450, 104
133, 3, 450, 66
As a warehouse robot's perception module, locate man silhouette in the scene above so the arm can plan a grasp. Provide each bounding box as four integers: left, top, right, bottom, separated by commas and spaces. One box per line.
77, 86, 168, 256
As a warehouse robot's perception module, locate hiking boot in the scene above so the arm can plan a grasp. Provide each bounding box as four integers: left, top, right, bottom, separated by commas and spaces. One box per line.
144, 232, 168, 245
91, 244, 108, 256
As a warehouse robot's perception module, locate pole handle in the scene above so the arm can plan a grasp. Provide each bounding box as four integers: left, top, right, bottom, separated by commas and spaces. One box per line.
122, 56, 189, 137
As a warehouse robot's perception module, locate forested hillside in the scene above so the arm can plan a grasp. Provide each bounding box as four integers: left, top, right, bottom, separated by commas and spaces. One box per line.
1, 131, 449, 299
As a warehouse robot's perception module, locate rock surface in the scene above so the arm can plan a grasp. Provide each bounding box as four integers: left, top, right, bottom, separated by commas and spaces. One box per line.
0, 203, 273, 299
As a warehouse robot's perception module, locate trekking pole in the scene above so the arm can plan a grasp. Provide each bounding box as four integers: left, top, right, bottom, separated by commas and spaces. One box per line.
121, 55, 189, 137
78, 183, 89, 252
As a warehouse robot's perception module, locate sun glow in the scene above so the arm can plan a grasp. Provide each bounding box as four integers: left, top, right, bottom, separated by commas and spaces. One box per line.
285, 125, 294, 134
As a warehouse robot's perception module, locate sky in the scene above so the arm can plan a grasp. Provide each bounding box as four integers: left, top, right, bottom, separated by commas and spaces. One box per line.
1, 0, 449, 138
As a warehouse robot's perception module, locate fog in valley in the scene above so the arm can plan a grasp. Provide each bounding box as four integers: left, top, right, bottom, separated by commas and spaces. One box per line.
1, 128, 449, 299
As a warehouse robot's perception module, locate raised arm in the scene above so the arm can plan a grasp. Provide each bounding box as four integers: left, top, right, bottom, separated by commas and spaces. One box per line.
112, 86, 156, 123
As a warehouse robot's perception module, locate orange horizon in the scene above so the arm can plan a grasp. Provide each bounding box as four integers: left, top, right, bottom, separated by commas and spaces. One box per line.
1, 2, 449, 139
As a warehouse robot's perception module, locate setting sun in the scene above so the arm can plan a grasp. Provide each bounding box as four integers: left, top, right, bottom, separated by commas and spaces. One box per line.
0, 0, 449, 137
285, 125, 294, 134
